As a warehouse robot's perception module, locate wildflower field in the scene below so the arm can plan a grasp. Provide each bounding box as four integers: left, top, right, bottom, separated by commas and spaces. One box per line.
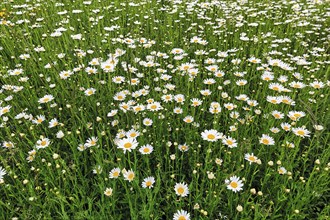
0, 0, 329, 219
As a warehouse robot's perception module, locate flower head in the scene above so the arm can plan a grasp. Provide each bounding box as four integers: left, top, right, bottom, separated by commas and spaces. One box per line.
292, 127, 311, 138
142, 176, 155, 188
174, 182, 189, 197
104, 188, 113, 196
109, 168, 121, 179
0, 166, 7, 182
117, 137, 138, 154
38, 95, 54, 104
139, 144, 153, 155
173, 210, 190, 220
36, 138, 51, 149
259, 134, 275, 145
201, 129, 223, 142
245, 153, 259, 164
123, 169, 135, 182
226, 176, 244, 193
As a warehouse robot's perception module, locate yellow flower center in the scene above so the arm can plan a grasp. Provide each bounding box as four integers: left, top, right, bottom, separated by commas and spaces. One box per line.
207, 134, 215, 140
262, 139, 270, 145
130, 133, 137, 138
230, 182, 238, 188
177, 187, 185, 194
249, 156, 256, 162
124, 143, 132, 149
297, 130, 305, 136
127, 173, 134, 180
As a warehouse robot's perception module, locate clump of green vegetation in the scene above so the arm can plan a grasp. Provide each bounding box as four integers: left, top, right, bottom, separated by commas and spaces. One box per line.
0, 0, 329, 219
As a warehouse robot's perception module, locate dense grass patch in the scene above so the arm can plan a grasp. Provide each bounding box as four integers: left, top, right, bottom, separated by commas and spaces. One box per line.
0, 0, 329, 219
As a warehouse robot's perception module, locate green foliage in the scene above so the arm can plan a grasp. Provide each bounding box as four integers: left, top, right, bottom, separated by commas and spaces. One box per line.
0, 0, 329, 219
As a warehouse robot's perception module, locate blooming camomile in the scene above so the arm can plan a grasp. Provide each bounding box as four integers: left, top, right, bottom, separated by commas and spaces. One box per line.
142, 176, 155, 188
123, 169, 135, 182
143, 118, 153, 126
84, 88, 96, 96
139, 144, 153, 155
278, 167, 287, 175
36, 138, 51, 149
38, 95, 54, 104
259, 134, 275, 145
292, 127, 311, 138
48, 118, 59, 128
104, 188, 113, 197
226, 176, 244, 193
0, 166, 7, 183
147, 102, 163, 111
173, 210, 190, 220
2, 141, 14, 149
201, 129, 223, 142
245, 153, 259, 164
178, 143, 189, 152
126, 129, 140, 138
85, 136, 98, 148
109, 168, 121, 179
222, 137, 238, 148
174, 182, 189, 197
117, 137, 138, 153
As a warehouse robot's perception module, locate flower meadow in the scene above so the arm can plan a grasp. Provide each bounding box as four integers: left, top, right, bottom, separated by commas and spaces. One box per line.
0, 0, 329, 219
